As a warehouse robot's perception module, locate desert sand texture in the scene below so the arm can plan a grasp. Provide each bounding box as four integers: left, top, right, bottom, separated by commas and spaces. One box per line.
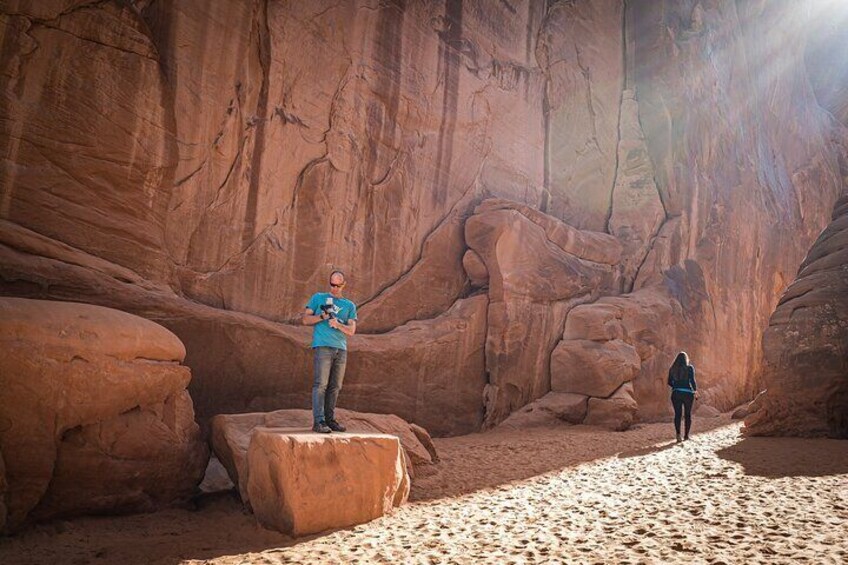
1, 416, 846, 564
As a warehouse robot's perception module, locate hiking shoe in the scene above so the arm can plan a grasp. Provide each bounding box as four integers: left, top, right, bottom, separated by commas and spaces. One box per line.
312, 422, 331, 434
327, 420, 346, 432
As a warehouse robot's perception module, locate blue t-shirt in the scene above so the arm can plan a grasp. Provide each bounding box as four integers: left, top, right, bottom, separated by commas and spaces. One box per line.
306, 293, 357, 350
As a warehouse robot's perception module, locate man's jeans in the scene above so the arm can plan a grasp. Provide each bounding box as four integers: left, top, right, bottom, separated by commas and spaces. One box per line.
312, 346, 347, 425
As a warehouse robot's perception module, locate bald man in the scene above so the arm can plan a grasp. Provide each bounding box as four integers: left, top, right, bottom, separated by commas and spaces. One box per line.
302, 270, 357, 433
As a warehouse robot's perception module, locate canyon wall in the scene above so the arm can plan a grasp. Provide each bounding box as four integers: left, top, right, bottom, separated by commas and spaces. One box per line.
1, 0, 845, 434
745, 195, 848, 438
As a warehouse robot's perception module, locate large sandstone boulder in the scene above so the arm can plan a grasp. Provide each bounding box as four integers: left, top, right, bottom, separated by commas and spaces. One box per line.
211, 408, 437, 504
465, 199, 620, 426
745, 196, 848, 438
0, 298, 208, 532
246, 430, 409, 537
499, 392, 589, 428
557, 284, 689, 420
584, 382, 639, 431
551, 339, 641, 398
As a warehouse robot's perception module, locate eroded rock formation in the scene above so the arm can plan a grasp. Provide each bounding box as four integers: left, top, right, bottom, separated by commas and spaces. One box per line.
1, 1, 846, 438
0, 298, 208, 532
745, 196, 848, 438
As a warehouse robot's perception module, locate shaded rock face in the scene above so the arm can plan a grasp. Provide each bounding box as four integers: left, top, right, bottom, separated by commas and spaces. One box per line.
0, 298, 208, 533
745, 196, 848, 438
1, 1, 847, 435
584, 381, 638, 431
498, 392, 588, 429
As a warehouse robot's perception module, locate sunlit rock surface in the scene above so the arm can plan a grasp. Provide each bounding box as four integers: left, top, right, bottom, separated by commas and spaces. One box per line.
246, 430, 409, 537
0, 0, 846, 435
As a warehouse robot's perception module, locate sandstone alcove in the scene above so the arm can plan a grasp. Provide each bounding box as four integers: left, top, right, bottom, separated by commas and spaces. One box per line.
1, 0, 846, 561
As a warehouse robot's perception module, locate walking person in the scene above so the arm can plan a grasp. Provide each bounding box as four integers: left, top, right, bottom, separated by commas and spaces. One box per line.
302, 270, 357, 433
668, 351, 697, 443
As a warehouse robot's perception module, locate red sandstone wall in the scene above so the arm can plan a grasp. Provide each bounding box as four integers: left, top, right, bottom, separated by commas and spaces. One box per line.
1, 0, 845, 434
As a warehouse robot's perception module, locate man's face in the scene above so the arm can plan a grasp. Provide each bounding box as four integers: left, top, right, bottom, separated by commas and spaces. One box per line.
329, 274, 346, 297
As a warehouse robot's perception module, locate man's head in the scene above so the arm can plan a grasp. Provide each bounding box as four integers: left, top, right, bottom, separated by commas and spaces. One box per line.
329, 270, 346, 297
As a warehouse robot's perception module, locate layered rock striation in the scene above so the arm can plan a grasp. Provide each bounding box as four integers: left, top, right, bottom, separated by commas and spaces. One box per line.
745, 196, 848, 437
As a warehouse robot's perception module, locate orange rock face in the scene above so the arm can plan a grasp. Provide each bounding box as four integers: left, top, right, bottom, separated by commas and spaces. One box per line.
246, 430, 409, 537
0, 298, 208, 532
1, 1, 846, 437
745, 196, 848, 438
210, 408, 437, 505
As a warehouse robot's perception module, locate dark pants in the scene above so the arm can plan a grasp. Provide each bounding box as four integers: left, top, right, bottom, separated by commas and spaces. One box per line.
671, 391, 694, 438
312, 346, 347, 425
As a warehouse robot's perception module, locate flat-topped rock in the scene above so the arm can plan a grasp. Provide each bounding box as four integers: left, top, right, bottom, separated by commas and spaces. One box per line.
211, 408, 436, 505
246, 429, 409, 537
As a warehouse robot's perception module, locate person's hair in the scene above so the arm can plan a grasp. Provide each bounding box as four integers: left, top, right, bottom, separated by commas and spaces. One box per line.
672, 351, 689, 369
329, 270, 346, 283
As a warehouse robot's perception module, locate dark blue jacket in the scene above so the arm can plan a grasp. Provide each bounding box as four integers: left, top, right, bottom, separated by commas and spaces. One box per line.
668, 365, 697, 393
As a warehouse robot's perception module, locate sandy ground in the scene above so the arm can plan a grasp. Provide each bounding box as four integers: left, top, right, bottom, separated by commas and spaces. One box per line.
2, 416, 847, 564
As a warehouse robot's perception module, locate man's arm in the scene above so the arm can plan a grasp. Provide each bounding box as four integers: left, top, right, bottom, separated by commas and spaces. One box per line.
329, 318, 356, 336
302, 307, 328, 326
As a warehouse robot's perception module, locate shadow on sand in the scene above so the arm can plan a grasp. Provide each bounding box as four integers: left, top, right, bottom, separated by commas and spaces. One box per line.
615, 440, 680, 459
409, 416, 733, 502
0, 418, 736, 565
717, 435, 848, 478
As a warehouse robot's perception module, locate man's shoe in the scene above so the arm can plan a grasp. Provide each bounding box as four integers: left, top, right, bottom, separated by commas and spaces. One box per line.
327, 420, 346, 432
312, 422, 331, 434
676, 433, 682, 443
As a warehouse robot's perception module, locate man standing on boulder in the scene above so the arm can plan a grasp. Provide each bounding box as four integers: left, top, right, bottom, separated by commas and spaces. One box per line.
302, 270, 357, 433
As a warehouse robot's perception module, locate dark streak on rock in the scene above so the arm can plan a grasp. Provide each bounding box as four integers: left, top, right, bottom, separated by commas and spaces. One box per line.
434, 0, 463, 209
604, 1, 627, 235
241, 0, 271, 249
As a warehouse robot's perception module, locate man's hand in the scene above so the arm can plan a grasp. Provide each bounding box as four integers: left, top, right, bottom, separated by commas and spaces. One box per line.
328, 318, 356, 336
302, 308, 326, 326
